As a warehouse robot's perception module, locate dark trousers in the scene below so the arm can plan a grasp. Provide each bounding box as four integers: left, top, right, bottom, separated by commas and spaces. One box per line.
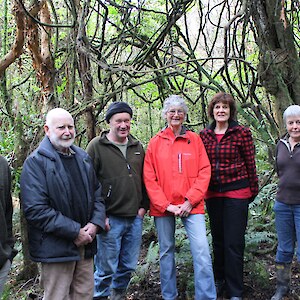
206, 197, 249, 297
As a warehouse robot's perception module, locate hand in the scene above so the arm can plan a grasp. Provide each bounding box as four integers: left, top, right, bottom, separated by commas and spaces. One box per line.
137, 208, 146, 218
176, 200, 193, 217
74, 228, 93, 247
104, 217, 110, 232
83, 222, 99, 239
166, 204, 182, 215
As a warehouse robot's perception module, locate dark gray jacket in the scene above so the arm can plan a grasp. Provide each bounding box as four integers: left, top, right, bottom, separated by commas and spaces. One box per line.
0, 155, 17, 268
275, 135, 300, 205
20, 137, 105, 262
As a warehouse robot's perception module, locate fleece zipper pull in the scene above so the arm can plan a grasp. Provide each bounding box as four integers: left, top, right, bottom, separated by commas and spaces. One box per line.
127, 163, 133, 177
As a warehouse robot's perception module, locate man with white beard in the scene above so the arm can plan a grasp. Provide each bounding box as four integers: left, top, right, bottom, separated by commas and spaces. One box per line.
20, 108, 105, 300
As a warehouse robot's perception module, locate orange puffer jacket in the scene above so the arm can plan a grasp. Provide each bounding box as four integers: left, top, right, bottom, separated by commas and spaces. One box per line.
143, 127, 211, 216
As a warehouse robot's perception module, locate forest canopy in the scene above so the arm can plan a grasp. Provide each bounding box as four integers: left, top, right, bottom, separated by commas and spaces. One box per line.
0, 1, 299, 145
0, 0, 299, 181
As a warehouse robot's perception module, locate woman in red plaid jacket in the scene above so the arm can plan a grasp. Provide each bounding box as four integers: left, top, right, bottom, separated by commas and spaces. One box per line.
200, 92, 258, 300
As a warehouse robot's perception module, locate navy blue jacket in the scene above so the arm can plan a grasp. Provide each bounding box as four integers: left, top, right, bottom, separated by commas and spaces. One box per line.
20, 137, 105, 263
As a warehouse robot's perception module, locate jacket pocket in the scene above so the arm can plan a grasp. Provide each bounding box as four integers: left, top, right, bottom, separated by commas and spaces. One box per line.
181, 152, 198, 177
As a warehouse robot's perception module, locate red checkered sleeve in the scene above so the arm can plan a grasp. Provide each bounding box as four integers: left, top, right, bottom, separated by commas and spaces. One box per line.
239, 127, 259, 196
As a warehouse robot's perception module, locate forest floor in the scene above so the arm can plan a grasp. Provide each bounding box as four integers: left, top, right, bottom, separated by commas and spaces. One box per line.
4, 204, 300, 300
125, 249, 300, 300
4, 243, 299, 300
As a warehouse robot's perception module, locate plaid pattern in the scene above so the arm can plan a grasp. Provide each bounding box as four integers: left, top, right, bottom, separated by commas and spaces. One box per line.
200, 120, 258, 195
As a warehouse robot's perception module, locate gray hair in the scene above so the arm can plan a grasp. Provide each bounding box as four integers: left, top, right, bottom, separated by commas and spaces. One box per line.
161, 95, 188, 119
283, 105, 300, 124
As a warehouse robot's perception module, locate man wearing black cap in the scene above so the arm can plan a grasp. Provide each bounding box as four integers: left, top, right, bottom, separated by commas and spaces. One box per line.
86, 102, 149, 300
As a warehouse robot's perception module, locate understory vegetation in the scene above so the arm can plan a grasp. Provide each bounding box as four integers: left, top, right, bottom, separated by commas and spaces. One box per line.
3, 186, 300, 299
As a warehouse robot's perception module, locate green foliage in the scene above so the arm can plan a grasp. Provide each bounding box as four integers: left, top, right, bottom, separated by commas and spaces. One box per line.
174, 224, 194, 297
1, 286, 10, 300
139, 214, 156, 239
245, 260, 270, 289
245, 187, 277, 288
246, 183, 277, 258
131, 240, 159, 285
56, 76, 68, 95
129, 100, 163, 146
1, 1, 295, 297
0, 127, 15, 159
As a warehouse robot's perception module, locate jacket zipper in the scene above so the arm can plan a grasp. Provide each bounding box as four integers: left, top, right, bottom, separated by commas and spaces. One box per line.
178, 153, 182, 173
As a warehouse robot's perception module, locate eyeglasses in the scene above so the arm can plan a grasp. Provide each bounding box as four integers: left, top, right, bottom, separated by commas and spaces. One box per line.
167, 109, 185, 116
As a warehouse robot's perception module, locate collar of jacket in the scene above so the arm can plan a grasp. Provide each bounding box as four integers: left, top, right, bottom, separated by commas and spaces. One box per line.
159, 125, 188, 137
280, 133, 300, 148
99, 130, 140, 147
207, 119, 239, 132
280, 132, 289, 142
37, 136, 78, 160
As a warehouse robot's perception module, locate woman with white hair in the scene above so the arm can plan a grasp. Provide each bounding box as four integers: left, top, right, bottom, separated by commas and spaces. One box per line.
143, 95, 216, 300
272, 105, 300, 300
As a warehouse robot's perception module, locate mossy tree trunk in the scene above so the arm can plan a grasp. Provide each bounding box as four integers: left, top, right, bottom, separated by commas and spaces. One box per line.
249, 0, 300, 134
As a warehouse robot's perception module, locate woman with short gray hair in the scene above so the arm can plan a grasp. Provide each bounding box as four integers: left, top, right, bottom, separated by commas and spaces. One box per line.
144, 95, 216, 300
161, 95, 188, 119
272, 104, 300, 300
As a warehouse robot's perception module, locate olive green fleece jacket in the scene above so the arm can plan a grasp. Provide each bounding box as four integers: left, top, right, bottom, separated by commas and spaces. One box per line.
0, 155, 17, 268
86, 132, 149, 217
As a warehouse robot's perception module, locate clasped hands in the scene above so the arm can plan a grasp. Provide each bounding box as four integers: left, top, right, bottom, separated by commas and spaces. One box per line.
74, 222, 99, 247
166, 200, 193, 217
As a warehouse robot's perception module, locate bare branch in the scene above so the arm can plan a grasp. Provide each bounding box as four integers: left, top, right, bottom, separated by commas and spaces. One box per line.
0, 0, 25, 77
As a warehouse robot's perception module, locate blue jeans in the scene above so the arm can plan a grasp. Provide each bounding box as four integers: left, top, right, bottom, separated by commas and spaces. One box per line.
274, 200, 300, 263
155, 214, 216, 300
93, 216, 143, 298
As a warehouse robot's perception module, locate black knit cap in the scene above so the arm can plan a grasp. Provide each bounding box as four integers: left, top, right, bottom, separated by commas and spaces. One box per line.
105, 102, 133, 123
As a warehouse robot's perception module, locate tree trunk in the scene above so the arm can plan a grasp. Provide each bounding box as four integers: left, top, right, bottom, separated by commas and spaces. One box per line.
27, 0, 57, 111
18, 204, 39, 281
249, 0, 300, 133
11, 0, 57, 281
75, 0, 96, 141
14, 114, 39, 280
0, 0, 25, 78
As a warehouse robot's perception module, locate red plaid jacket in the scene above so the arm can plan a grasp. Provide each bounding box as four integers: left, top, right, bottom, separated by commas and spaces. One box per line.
200, 120, 258, 196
